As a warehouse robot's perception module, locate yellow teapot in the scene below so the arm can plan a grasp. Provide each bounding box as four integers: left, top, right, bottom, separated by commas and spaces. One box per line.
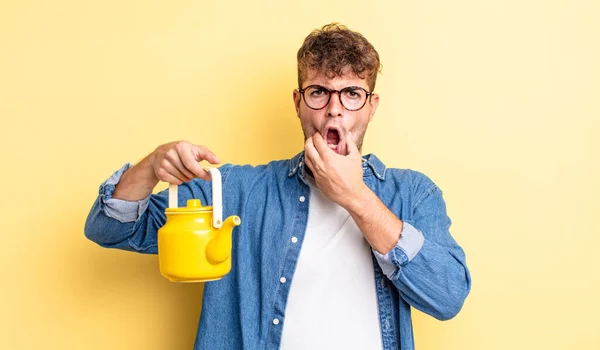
158, 168, 241, 283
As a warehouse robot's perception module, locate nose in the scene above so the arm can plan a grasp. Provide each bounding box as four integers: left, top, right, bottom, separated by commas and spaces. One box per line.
326, 91, 343, 118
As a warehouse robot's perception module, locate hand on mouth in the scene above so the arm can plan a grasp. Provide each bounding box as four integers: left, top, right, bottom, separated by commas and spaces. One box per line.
303, 130, 365, 209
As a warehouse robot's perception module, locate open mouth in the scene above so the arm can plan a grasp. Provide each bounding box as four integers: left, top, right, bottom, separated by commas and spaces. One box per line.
325, 127, 342, 154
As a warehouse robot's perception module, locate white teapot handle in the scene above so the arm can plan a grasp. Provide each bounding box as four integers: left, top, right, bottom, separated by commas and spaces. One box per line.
167, 167, 223, 229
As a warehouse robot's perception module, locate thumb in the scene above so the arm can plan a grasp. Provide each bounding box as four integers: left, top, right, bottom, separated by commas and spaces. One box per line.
346, 132, 360, 156
193, 145, 220, 165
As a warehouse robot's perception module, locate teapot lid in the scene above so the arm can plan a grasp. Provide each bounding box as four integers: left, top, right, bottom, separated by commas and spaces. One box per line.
165, 199, 212, 213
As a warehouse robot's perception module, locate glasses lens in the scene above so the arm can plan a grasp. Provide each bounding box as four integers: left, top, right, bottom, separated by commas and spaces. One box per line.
304, 86, 330, 109
340, 87, 367, 110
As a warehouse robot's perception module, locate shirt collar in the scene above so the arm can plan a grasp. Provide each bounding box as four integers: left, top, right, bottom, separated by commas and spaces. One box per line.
287, 151, 387, 181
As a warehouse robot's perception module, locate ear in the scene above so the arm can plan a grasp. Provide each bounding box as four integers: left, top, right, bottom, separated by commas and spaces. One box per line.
293, 89, 302, 117
368, 93, 379, 122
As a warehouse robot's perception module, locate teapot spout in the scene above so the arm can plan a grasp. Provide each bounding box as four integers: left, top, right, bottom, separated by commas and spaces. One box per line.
206, 215, 241, 264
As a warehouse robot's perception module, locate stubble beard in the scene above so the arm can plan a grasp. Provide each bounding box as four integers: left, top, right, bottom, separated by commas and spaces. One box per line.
300, 118, 368, 155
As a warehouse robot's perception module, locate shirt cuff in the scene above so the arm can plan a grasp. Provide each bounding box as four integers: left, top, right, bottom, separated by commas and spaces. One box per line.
373, 221, 425, 278
98, 163, 151, 223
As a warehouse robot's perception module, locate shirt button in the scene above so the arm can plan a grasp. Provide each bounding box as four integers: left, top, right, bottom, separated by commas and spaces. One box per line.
299, 196, 305, 202
291, 236, 298, 243
273, 318, 280, 325
280, 277, 287, 284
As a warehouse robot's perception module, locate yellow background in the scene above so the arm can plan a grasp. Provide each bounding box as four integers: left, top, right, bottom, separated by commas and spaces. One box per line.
1, 0, 599, 349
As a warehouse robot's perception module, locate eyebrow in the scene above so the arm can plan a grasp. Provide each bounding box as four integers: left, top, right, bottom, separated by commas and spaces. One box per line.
308, 84, 366, 90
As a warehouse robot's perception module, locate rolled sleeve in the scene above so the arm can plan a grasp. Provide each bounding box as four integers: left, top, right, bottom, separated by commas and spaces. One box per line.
373, 221, 425, 278
99, 163, 151, 223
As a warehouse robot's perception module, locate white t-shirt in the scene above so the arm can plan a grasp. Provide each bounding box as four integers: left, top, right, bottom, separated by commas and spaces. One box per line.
280, 177, 382, 350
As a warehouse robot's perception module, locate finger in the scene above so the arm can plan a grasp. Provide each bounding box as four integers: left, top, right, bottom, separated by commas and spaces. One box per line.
156, 166, 185, 185
161, 173, 184, 185
175, 144, 214, 180
305, 136, 328, 175
312, 131, 332, 157
165, 149, 196, 180
193, 145, 220, 165
304, 154, 315, 173
346, 131, 360, 156
179, 148, 209, 180
196, 168, 212, 181
160, 160, 191, 183
304, 137, 322, 168
191, 146, 219, 181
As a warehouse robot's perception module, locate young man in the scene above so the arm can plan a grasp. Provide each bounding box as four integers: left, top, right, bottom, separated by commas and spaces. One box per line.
85, 23, 471, 350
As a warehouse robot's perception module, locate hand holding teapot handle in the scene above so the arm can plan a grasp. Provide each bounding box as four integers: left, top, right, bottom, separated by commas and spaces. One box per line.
151, 140, 220, 184
112, 141, 220, 202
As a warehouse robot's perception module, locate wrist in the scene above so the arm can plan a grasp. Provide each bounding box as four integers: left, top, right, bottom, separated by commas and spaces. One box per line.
343, 183, 373, 217
139, 153, 161, 187
113, 154, 159, 200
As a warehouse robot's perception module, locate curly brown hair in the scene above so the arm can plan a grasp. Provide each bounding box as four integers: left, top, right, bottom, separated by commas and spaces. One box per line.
297, 23, 382, 91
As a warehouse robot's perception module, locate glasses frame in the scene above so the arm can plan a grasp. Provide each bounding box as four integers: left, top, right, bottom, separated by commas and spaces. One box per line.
298, 85, 373, 111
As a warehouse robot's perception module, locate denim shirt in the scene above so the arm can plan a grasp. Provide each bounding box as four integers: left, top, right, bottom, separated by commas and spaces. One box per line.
84, 152, 471, 350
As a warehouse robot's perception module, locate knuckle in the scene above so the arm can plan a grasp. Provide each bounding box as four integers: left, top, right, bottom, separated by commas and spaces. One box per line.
180, 156, 192, 169
156, 168, 167, 180
165, 148, 178, 160
197, 145, 209, 156
175, 141, 191, 153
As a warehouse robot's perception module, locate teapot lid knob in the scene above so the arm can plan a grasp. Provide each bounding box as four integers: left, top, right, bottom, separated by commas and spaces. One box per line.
187, 199, 202, 208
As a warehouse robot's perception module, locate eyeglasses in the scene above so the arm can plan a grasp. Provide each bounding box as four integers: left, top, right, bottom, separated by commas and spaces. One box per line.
298, 85, 373, 111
